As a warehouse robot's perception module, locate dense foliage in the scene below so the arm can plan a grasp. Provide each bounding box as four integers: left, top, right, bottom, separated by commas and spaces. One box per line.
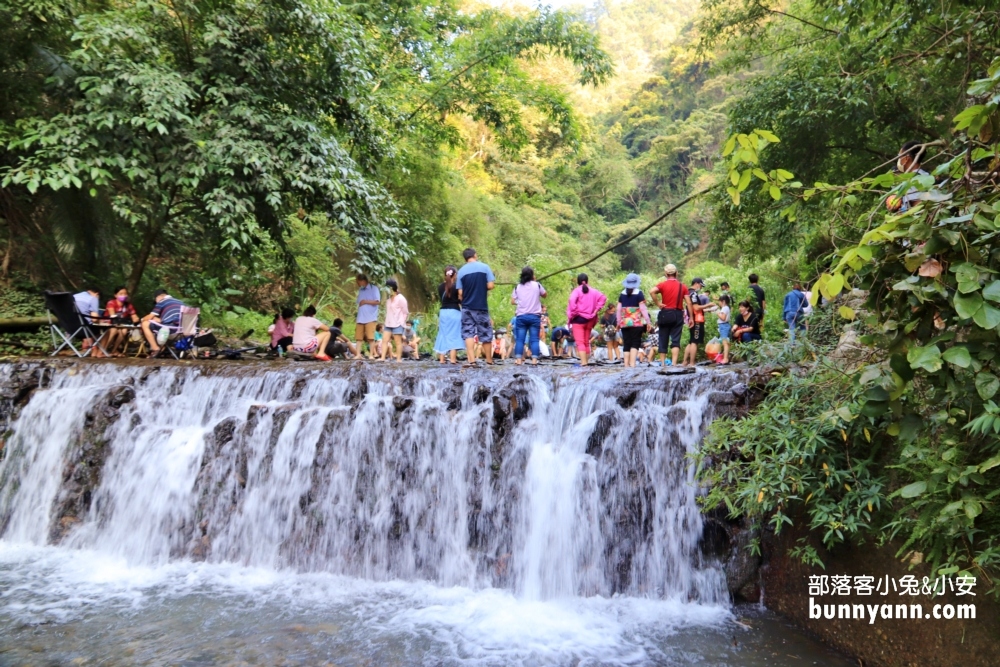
700, 56, 1000, 590
0, 0, 617, 318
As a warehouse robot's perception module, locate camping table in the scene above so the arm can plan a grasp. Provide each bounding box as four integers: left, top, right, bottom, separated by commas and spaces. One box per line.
91, 319, 142, 357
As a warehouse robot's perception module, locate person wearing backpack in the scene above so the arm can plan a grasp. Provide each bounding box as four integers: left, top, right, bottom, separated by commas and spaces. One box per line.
600, 303, 621, 362
783, 281, 808, 345
683, 277, 714, 366
649, 263, 692, 367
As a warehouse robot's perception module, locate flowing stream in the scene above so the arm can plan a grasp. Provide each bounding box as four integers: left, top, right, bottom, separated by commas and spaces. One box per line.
0, 361, 850, 666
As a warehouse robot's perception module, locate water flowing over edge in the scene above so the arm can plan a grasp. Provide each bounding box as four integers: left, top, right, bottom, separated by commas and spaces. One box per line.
0, 361, 739, 602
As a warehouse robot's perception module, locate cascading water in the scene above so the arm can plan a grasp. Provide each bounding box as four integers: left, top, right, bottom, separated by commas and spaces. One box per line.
0, 361, 851, 666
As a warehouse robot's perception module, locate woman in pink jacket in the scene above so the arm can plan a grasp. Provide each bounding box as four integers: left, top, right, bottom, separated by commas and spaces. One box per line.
566, 273, 607, 366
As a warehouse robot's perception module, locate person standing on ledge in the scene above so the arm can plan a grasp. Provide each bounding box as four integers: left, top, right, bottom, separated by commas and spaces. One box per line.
616, 273, 651, 369
354, 273, 381, 359
683, 277, 713, 367
649, 263, 691, 367
381, 278, 408, 362
434, 265, 464, 364
457, 248, 496, 367
748, 273, 766, 329
566, 273, 606, 366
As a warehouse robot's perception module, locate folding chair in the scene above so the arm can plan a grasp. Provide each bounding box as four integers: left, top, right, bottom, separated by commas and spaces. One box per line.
44, 291, 109, 358
160, 306, 201, 359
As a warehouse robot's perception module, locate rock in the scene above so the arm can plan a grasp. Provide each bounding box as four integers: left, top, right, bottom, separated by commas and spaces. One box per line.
586, 411, 616, 457
392, 396, 413, 411
617, 390, 638, 409
707, 390, 737, 406
472, 385, 491, 404
723, 519, 762, 602
657, 366, 696, 375
345, 375, 368, 407
730, 382, 748, 399
49, 383, 137, 543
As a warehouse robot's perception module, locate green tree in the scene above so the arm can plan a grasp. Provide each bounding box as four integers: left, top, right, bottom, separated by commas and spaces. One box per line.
2, 0, 411, 293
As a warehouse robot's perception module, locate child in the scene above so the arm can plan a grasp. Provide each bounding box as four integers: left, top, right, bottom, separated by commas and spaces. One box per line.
492, 329, 509, 360
716, 294, 732, 364
374, 323, 384, 358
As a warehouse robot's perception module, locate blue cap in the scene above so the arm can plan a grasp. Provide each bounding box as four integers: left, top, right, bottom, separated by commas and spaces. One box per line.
623, 273, 641, 289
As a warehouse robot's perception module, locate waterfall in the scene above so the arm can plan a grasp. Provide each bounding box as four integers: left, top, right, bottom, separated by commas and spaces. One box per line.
0, 361, 734, 604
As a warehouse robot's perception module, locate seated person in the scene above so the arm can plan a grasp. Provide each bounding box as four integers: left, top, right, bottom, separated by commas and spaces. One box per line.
373, 323, 384, 358
401, 320, 421, 360
141, 289, 185, 357
73, 287, 102, 355
733, 300, 763, 343
103, 286, 139, 357
491, 328, 508, 360
269, 307, 295, 352
326, 318, 359, 358
638, 327, 657, 363
291, 305, 332, 360
550, 325, 571, 357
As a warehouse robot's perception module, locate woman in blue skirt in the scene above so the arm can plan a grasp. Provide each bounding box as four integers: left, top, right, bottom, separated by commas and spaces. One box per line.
434, 265, 464, 363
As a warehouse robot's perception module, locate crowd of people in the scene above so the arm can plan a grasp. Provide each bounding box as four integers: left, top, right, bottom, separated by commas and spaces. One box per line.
268, 246, 813, 368
69, 248, 812, 367
72, 287, 188, 357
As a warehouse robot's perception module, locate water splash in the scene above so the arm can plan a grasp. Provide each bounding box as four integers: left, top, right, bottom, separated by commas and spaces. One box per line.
0, 362, 734, 604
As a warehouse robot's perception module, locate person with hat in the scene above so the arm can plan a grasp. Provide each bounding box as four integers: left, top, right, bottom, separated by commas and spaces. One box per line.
649, 264, 692, 366
683, 276, 714, 366
140, 289, 185, 357
616, 273, 651, 368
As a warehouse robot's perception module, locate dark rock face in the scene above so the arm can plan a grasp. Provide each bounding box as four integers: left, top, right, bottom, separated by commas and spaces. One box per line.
49, 383, 136, 542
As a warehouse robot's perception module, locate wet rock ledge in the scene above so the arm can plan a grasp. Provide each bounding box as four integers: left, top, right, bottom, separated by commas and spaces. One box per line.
0, 357, 762, 599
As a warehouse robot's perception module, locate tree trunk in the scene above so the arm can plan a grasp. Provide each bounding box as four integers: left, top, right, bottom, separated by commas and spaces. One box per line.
126, 221, 162, 295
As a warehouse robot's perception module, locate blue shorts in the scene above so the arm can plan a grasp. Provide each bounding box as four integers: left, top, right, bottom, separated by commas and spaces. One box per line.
385, 326, 404, 335
718, 322, 731, 340
461, 309, 493, 343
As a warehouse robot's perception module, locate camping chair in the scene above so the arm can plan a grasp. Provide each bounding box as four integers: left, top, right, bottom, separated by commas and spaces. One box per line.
160, 306, 200, 359
44, 291, 109, 358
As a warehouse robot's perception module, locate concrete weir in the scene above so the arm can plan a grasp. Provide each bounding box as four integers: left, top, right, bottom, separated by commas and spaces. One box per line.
0, 358, 864, 667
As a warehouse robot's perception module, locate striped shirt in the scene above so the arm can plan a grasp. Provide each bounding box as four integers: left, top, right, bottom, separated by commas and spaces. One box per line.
152, 296, 184, 327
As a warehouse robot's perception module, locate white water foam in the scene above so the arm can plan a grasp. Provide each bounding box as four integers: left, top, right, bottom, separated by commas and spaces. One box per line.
0, 541, 730, 666
0, 363, 744, 665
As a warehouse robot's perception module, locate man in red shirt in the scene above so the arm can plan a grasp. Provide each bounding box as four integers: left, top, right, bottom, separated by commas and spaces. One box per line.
650, 264, 693, 366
